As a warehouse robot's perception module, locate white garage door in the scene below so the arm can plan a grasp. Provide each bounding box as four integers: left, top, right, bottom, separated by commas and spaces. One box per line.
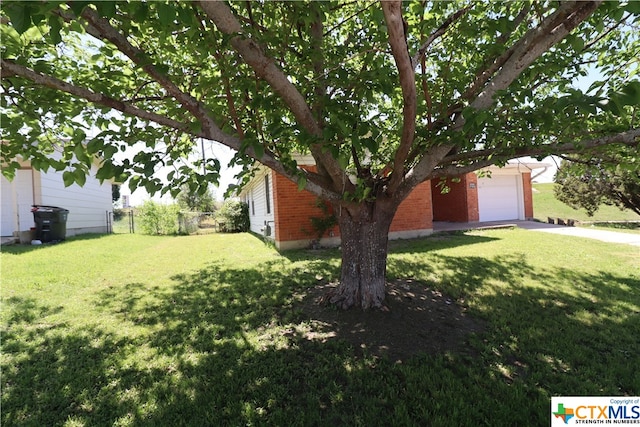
1, 176, 14, 236
477, 175, 521, 222
1, 170, 34, 236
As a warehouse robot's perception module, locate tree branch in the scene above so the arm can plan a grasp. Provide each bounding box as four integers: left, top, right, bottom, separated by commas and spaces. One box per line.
460, 4, 531, 102
1, 59, 342, 202
398, 3, 601, 196
468, 1, 602, 113
197, 1, 319, 136
395, 144, 454, 202
382, 0, 417, 194
411, 5, 472, 69
74, 6, 231, 150
433, 129, 639, 179
1, 59, 206, 138
430, 158, 497, 179
76, 6, 344, 198
446, 128, 640, 167
196, 0, 346, 189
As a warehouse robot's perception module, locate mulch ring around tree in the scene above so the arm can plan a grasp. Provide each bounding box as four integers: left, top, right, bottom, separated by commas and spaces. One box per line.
294, 278, 487, 363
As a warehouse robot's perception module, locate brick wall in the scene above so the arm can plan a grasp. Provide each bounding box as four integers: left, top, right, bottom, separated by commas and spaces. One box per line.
522, 172, 533, 219
431, 176, 467, 222
430, 173, 480, 222
272, 171, 433, 244
466, 173, 479, 222
390, 180, 432, 232
272, 169, 338, 243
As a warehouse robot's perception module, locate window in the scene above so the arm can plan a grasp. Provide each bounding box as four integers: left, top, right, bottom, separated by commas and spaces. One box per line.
265, 175, 271, 214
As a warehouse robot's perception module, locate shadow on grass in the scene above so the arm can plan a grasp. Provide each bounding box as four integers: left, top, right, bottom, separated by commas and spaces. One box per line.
2, 236, 638, 426
0, 233, 119, 255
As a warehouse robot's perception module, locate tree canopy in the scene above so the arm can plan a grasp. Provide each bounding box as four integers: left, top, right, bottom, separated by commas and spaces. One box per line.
2, 1, 638, 199
554, 148, 640, 216
2, 1, 639, 308
177, 183, 217, 213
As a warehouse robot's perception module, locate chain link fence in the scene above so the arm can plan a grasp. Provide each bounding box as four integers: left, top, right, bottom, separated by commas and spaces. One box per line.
112, 208, 219, 235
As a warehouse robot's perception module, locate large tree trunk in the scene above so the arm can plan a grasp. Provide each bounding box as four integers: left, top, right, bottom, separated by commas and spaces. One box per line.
328, 200, 397, 310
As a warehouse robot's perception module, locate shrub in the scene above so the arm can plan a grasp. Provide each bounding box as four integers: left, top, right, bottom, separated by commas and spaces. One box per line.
137, 200, 180, 235
176, 183, 218, 213
309, 198, 337, 241
216, 200, 249, 233
112, 208, 126, 221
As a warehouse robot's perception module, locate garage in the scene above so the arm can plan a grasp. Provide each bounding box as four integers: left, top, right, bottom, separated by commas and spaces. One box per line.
1, 170, 34, 236
477, 174, 523, 221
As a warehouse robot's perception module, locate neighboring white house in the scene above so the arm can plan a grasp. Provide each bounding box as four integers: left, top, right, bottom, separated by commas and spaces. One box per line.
238, 166, 275, 237
1, 148, 114, 242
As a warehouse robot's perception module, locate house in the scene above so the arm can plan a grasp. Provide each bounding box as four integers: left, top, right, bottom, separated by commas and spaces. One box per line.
1, 148, 114, 243
238, 157, 547, 250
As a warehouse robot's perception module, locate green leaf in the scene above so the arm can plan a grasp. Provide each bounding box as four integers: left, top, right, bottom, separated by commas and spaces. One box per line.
96, 2, 117, 19
73, 142, 85, 157
145, 180, 159, 195
74, 167, 86, 186
128, 176, 140, 193
5, 3, 32, 34
363, 137, 379, 154
624, 1, 640, 14
155, 64, 170, 76
621, 81, 640, 105
188, 121, 202, 134
48, 15, 63, 45
72, 129, 87, 145
102, 145, 118, 159
96, 162, 115, 180
569, 36, 584, 52
69, 1, 91, 17
62, 171, 75, 187
132, 2, 149, 21
156, 2, 175, 27
337, 153, 350, 170
297, 175, 307, 191
73, 143, 92, 168
252, 142, 264, 159
86, 138, 103, 155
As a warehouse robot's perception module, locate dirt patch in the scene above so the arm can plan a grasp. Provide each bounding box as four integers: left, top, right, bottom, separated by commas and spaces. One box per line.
295, 279, 487, 362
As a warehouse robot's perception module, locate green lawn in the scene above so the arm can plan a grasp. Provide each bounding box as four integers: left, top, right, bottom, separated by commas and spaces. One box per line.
532, 182, 640, 223
2, 231, 639, 426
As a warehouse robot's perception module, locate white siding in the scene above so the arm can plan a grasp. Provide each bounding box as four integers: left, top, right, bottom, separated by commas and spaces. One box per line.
38, 166, 112, 233
1, 169, 35, 236
239, 168, 274, 237
2, 149, 113, 238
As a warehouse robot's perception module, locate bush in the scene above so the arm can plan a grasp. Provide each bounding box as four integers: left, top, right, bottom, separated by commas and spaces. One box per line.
216, 200, 249, 233
112, 208, 127, 221
137, 200, 180, 235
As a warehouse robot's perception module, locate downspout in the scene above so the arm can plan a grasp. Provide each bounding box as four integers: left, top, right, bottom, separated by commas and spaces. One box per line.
531, 166, 548, 182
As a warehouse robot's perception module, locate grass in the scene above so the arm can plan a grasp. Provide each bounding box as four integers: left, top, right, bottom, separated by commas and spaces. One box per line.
2, 231, 639, 426
532, 183, 640, 223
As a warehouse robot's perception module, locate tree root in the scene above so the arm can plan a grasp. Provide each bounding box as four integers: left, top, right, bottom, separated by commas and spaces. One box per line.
321, 284, 386, 311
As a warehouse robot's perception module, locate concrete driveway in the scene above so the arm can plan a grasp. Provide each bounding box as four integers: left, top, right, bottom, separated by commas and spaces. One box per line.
516, 221, 640, 246
434, 220, 640, 247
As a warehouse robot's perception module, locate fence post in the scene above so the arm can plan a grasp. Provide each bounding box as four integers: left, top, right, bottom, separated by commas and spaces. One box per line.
106, 211, 113, 234
129, 210, 135, 234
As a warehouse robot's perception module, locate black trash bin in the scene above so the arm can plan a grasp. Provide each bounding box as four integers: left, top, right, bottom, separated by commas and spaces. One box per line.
32, 205, 69, 242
